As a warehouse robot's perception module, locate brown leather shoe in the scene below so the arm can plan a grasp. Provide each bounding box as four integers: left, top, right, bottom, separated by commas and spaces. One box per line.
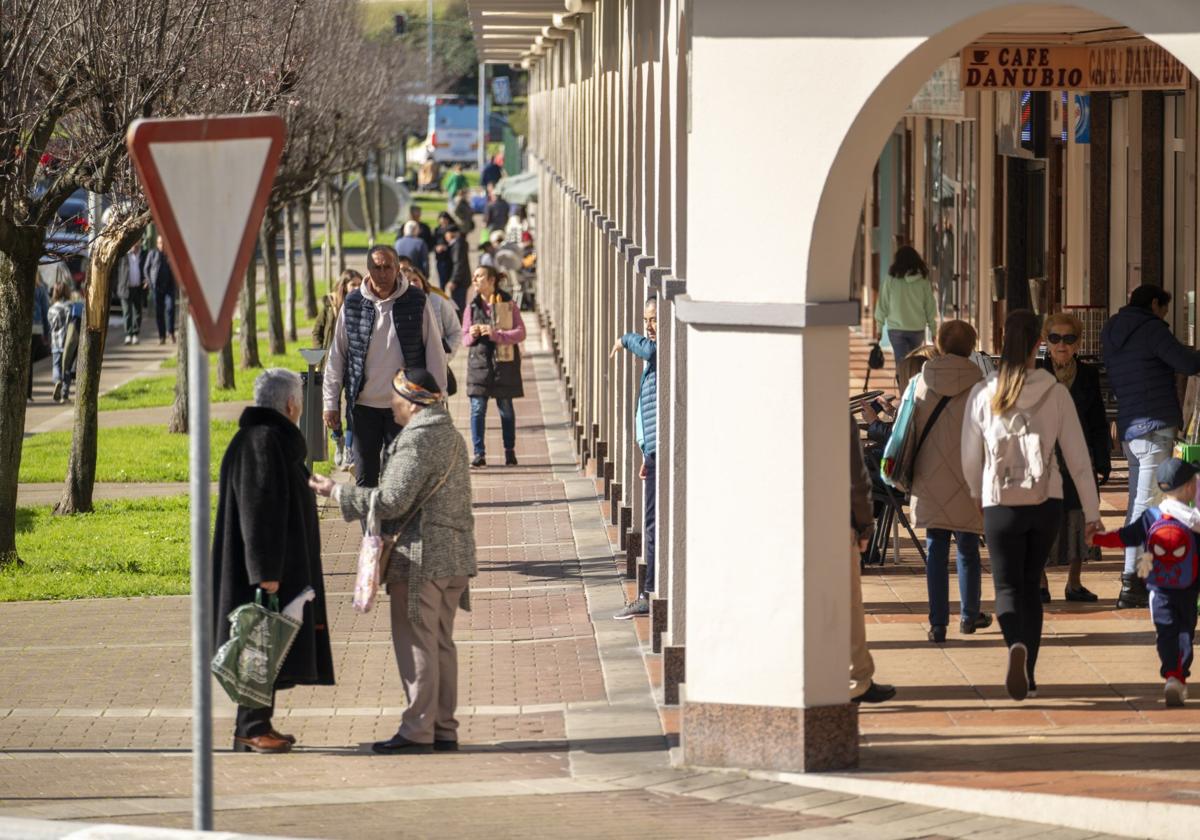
270, 729, 297, 745
233, 733, 292, 753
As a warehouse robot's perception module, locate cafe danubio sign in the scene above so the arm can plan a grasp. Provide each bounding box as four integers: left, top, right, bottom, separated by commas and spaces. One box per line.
961, 41, 1187, 91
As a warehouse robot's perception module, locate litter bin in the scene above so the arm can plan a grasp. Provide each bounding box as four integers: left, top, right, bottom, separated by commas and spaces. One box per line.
298, 348, 328, 469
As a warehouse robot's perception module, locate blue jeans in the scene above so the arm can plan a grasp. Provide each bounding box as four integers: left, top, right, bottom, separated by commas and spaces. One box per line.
887, 328, 925, 370
469, 396, 515, 456
925, 529, 982, 627
1123, 428, 1176, 574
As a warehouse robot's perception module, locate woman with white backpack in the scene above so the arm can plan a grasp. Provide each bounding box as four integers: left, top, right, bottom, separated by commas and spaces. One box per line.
961, 310, 1104, 701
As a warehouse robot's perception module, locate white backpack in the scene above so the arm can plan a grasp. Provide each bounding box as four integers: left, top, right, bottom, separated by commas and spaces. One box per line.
984, 386, 1056, 495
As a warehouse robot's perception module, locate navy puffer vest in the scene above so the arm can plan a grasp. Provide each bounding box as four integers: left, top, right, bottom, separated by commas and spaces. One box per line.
466, 290, 524, 400
342, 286, 427, 414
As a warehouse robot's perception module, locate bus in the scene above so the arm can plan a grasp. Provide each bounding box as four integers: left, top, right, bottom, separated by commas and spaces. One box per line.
424, 98, 480, 164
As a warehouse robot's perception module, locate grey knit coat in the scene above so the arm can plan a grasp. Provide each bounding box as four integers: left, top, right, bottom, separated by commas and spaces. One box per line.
338, 403, 477, 623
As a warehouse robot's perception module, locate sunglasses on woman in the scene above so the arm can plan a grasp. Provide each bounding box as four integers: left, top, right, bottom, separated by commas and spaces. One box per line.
1047, 333, 1078, 345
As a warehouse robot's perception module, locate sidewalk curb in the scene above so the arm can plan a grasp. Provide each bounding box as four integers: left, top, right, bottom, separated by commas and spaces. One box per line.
749, 768, 1186, 840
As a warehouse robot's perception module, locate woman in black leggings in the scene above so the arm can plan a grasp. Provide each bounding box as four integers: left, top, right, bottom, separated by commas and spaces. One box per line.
961, 310, 1103, 700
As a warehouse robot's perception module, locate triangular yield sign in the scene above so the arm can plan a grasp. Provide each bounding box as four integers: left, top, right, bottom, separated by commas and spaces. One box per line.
127, 114, 285, 351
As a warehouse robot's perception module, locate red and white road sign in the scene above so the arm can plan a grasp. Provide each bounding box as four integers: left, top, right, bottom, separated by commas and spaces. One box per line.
127, 114, 285, 351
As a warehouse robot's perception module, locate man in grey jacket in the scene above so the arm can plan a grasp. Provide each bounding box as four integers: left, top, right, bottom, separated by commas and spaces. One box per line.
311, 368, 476, 754
850, 416, 895, 704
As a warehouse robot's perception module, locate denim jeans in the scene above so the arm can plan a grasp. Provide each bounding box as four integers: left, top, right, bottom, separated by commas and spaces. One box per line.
925, 529, 982, 627
887, 328, 925, 370
469, 396, 515, 456
1123, 428, 1176, 574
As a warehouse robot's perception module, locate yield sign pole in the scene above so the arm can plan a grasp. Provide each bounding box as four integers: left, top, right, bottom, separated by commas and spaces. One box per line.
126, 114, 284, 831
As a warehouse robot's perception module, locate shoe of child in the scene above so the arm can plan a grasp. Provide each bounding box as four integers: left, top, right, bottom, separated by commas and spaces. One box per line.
1166, 676, 1187, 707
1005, 643, 1029, 701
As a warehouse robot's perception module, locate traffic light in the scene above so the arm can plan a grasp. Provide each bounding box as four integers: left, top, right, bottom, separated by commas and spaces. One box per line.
393, 13, 406, 35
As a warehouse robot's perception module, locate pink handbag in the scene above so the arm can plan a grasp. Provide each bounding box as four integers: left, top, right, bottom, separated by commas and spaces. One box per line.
353, 493, 390, 613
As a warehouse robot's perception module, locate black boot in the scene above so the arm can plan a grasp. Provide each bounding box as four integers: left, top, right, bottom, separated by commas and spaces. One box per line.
1117, 573, 1149, 609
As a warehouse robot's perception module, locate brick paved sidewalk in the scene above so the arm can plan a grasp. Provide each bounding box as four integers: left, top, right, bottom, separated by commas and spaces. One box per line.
0, 321, 1152, 839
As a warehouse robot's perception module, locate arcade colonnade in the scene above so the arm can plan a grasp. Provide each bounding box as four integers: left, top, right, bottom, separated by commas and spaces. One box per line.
468, 0, 1200, 772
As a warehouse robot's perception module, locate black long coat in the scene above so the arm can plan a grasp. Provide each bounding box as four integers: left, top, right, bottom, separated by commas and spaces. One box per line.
212, 406, 335, 690
1039, 357, 1112, 510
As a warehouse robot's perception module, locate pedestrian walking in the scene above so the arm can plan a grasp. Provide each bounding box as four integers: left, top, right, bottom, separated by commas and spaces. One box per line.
484, 183, 510, 233
28, 272, 50, 401
851, 413, 897, 704
314, 269, 362, 468
443, 163, 468, 208
462, 266, 526, 468
610, 298, 658, 620
1101, 284, 1200, 609
47, 280, 74, 403
116, 241, 146, 345
1038, 312, 1111, 604
905, 320, 991, 643
401, 265, 462, 359
322, 245, 448, 489
452, 189, 475, 237
961, 310, 1103, 701
408, 205, 435, 251
433, 212, 456, 291
444, 224, 472, 313
481, 155, 503, 192
874, 246, 938, 370
213, 369, 335, 753
310, 368, 477, 754
143, 235, 177, 345
1093, 458, 1200, 707
395, 220, 431, 277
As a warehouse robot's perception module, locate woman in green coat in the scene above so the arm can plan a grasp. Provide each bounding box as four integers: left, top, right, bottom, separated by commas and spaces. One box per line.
874, 246, 938, 370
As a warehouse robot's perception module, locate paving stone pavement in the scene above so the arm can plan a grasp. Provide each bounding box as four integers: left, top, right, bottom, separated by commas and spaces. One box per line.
0, 321, 1146, 839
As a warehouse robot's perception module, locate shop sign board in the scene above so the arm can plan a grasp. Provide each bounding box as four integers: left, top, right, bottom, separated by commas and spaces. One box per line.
961, 41, 1187, 91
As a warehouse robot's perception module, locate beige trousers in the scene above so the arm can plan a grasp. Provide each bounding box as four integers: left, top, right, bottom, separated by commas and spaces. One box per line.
389, 575, 469, 743
849, 533, 875, 699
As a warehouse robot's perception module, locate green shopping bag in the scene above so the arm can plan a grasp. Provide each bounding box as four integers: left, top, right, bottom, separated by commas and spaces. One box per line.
211, 589, 302, 709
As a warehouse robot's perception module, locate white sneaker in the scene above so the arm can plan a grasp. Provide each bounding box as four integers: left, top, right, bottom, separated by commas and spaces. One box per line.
131, 335, 140, 345
123, 336, 132, 345
1166, 676, 1187, 707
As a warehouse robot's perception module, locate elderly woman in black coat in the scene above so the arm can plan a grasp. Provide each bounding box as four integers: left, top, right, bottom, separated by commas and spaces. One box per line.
1038, 312, 1112, 603
212, 368, 334, 753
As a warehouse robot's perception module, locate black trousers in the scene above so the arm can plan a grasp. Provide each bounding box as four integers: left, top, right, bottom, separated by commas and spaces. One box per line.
155, 285, 176, 339
984, 499, 1062, 679
235, 694, 274, 739
352, 404, 402, 488
643, 452, 657, 596
1151, 587, 1199, 680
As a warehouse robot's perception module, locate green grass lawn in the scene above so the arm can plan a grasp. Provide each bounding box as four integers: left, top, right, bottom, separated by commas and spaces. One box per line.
312, 193, 450, 252
101, 306, 318, 411
3, 496, 200, 601
19, 422, 240, 483
19, 418, 333, 481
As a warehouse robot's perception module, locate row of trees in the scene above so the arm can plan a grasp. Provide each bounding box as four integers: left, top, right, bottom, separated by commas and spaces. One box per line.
0, 0, 450, 564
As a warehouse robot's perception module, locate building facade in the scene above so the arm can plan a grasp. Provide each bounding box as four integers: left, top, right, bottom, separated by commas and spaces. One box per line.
467, 0, 1200, 773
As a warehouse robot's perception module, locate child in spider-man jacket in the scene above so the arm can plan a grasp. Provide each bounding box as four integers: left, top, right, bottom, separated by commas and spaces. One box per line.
1093, 458, 1200, 707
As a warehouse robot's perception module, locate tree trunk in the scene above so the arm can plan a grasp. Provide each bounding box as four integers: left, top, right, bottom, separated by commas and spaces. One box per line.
56, 227, 131, 515
359, 164, 376, 248
333, 175, 345, 274
372, 148, 384, 238
0, 242, 39, 566
301, 192, 318, 318
168, 289, 189, 434
216, 328, 235, 390
239, 254, 261, 369
259, 210, 286, 356
284, 202, 298, 342
322, 181, 334, 294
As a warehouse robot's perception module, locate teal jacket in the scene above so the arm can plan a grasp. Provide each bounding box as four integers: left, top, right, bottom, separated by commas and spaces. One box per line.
620, 333, 657, 457
875, 272, 937, 335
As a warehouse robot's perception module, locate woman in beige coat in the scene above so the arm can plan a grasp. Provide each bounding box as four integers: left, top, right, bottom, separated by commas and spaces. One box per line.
908, 321, 993, 643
